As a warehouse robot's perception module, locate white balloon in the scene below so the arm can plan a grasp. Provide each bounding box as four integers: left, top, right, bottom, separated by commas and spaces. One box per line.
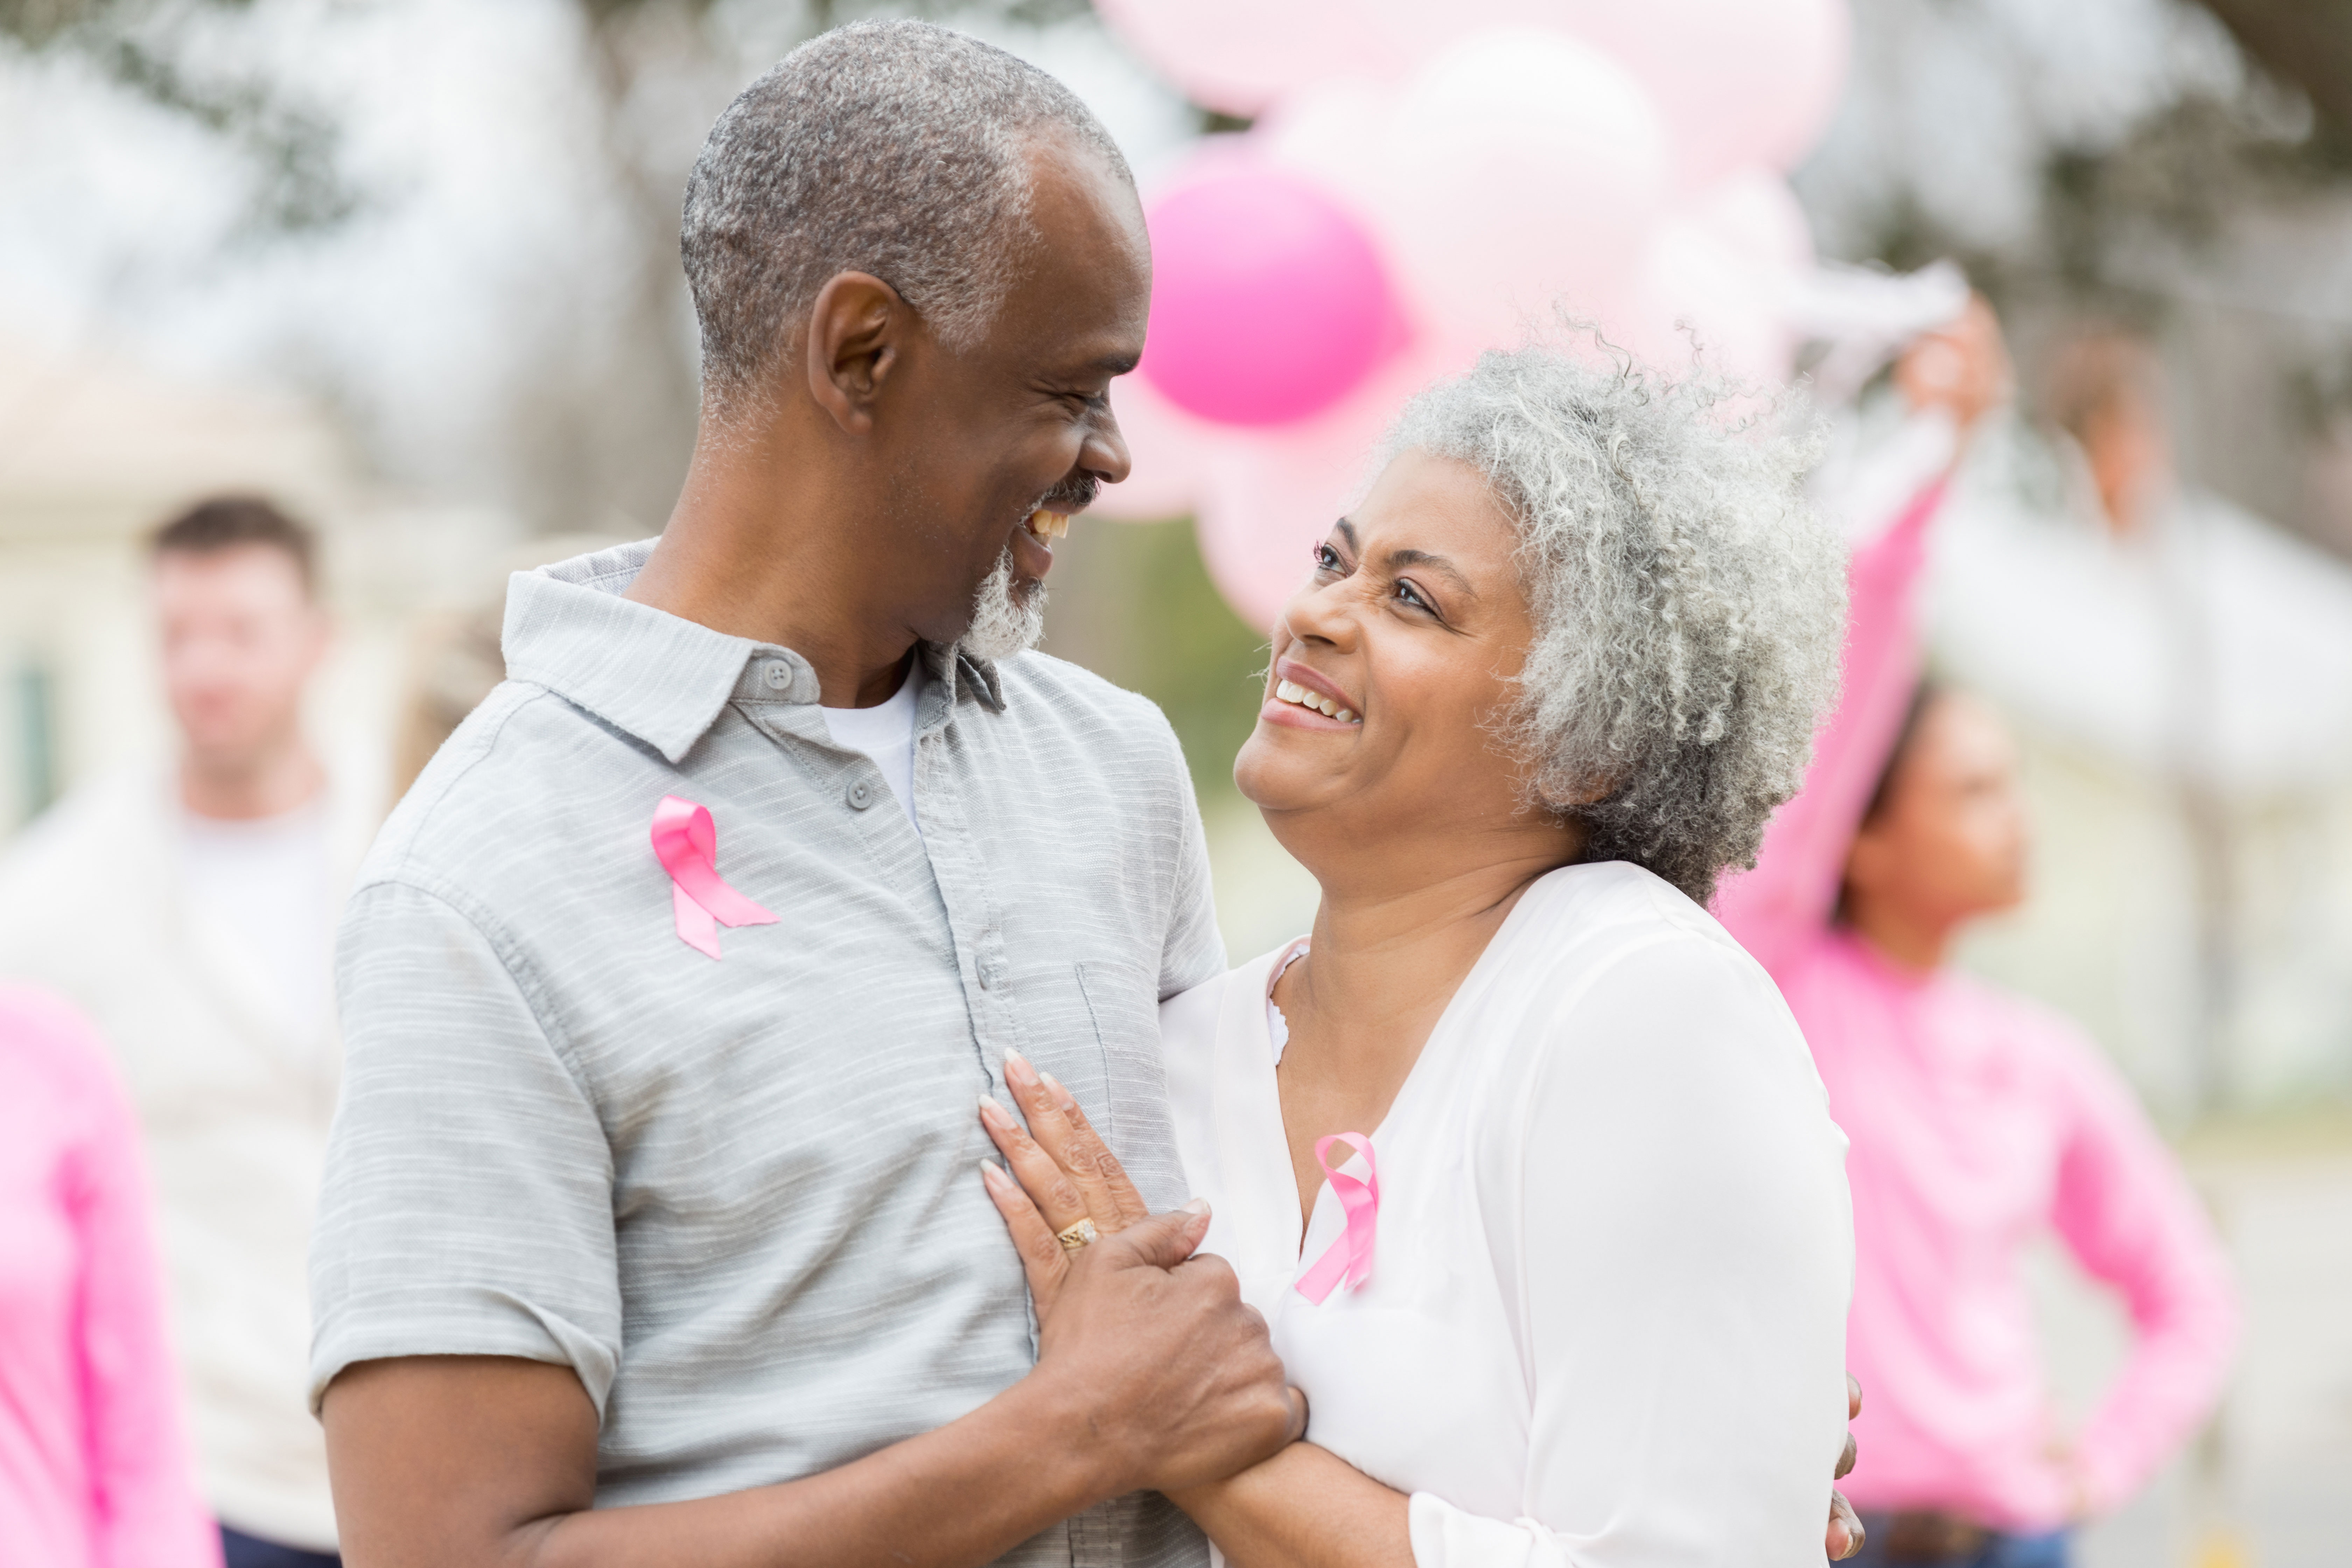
1355, 0, 1850, 189
1093, 0, 1402, 117
1542, 0, 1851, 189
1377, 29, 1673, 358
1623, 173, 1815, 386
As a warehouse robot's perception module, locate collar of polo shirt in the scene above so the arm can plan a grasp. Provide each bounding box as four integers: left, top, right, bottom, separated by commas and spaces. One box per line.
501, 539, 1004, 765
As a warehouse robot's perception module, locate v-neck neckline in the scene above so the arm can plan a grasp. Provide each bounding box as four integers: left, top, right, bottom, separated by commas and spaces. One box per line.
1254, 874, 1561, 1265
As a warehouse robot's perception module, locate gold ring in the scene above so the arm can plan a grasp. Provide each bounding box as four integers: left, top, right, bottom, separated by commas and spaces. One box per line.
1056, 1218, 1099, 1253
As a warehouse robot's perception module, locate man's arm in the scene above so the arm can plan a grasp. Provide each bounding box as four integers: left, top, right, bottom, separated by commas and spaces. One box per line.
324, 1207, 1304, 1568
317, 882, 1302, 1568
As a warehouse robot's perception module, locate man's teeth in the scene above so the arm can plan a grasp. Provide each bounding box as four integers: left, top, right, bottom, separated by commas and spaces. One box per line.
1275, 678, 1357, 724
1027, 510, 1070, 540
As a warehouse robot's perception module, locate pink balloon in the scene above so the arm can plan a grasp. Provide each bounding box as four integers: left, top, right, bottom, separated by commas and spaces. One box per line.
1140, 164, 1403, 427
1196, 435, 1372, 633
1100, 0, 1848, 191
1189, 342, 1448, 630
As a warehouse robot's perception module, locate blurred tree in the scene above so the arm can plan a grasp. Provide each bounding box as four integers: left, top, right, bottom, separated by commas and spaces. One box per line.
0, 0, 355, 234
2201, 0, 2352, 150
0, 0, 1089, 533
1041, 516, 1268, 803
1808, 0, 2348, 310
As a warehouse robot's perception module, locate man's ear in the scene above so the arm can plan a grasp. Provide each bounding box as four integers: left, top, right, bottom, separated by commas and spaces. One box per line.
804, 271, 909, 436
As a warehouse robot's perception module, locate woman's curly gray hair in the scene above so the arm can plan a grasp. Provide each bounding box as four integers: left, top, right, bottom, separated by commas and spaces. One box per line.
1379, 339, 1846, 905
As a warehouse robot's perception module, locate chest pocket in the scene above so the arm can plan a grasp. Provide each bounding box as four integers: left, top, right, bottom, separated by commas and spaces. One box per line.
1008, 958, 1185, 1211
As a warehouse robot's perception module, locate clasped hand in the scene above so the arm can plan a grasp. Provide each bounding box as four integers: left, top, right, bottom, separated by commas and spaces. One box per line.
979, 1050, 1308, 1496
977, 1049, 1868, 1562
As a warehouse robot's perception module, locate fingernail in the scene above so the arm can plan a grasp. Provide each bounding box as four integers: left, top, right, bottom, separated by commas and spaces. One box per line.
1181, 1197, 1211, 1217
1040, 1071, 1075, 1108
1003, 1050, 1036, 1087
978, 1094, 1014, 1130
979, 1160, 1007, 1188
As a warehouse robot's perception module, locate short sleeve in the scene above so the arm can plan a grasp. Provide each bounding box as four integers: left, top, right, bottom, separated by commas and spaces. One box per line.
1421, 931, 1854, 1567
310, 880, 622, 1415
1157, 732, 1226, 1001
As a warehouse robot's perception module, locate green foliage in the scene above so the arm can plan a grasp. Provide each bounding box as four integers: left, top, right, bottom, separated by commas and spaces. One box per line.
1043, 517, 1270, 802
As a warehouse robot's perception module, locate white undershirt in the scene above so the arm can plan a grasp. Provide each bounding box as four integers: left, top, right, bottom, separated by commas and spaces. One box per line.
820, 670, 921, 833
178, 797, 334, 1037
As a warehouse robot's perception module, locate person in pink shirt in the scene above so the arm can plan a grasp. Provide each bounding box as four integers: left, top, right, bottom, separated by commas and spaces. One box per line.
0, 984, 223, 1568
1717, 301, 2238, 1566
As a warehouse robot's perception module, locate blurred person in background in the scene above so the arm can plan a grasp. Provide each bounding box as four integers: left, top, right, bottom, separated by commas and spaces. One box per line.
1721, 303, 2239, 1568
1, 984, 222, 1568
1924, 326, 2352, 1108
0, 496, 377, 1567
2003, 321, 2352, 838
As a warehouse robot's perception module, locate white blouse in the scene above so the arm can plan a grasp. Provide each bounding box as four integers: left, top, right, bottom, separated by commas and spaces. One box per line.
1160, 862, 1854, 1568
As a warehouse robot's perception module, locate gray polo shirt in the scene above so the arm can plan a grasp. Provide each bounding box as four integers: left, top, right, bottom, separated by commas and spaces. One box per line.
313, 540, 1223, 1567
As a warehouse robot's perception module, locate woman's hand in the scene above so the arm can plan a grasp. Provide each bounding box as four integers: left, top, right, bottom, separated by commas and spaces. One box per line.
978, 1054, 1865, 1567
1828, 1374, 1866, 1561
977, 1049, 1156, 1321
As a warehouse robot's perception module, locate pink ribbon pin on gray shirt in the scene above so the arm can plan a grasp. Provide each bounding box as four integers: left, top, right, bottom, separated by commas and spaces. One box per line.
650, 795, 777, 959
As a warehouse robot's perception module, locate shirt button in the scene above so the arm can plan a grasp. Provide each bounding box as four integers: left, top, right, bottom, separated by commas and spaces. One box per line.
764, 661, 791, 690
979, 956, 1006, 989
847, 779, 875, 810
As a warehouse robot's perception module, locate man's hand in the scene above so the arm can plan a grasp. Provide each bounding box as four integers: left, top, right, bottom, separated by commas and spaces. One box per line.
977, 1051, 1306, 1492
1028, 1204, 1307, 1495
323, 1205, 1297, 1568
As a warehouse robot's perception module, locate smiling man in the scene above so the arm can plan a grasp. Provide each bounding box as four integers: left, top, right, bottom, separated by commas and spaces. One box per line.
310, 22, 1299, 1568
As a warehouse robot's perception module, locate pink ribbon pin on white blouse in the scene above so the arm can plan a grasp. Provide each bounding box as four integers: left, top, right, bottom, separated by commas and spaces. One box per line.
650, 795, 777, 959
1295, 1131, 1379, 1304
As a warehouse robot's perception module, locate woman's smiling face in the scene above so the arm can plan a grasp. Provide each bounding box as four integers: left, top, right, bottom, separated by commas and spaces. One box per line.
1234, 448, 1559, 852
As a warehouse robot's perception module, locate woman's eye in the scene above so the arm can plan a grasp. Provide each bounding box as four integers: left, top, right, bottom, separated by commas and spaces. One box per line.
1312, 543, 1344, 574
1396, 579, 1434, 614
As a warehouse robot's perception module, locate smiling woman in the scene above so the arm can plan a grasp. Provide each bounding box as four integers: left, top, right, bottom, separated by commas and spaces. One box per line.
1378, 344, 1844, 902
981, 338, 1866, 1568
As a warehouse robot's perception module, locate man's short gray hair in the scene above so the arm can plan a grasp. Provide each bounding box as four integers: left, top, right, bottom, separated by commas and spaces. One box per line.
1381, 340, 1845, 905
681, 20, 1130, 403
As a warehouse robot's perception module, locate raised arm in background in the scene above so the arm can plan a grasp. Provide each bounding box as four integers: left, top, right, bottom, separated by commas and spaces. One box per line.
1714, 293, 2012, 974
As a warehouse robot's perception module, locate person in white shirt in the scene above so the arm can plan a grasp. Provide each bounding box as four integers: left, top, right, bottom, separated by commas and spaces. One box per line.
965, 341, 1862, 1568
0, 496, 373, 1567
